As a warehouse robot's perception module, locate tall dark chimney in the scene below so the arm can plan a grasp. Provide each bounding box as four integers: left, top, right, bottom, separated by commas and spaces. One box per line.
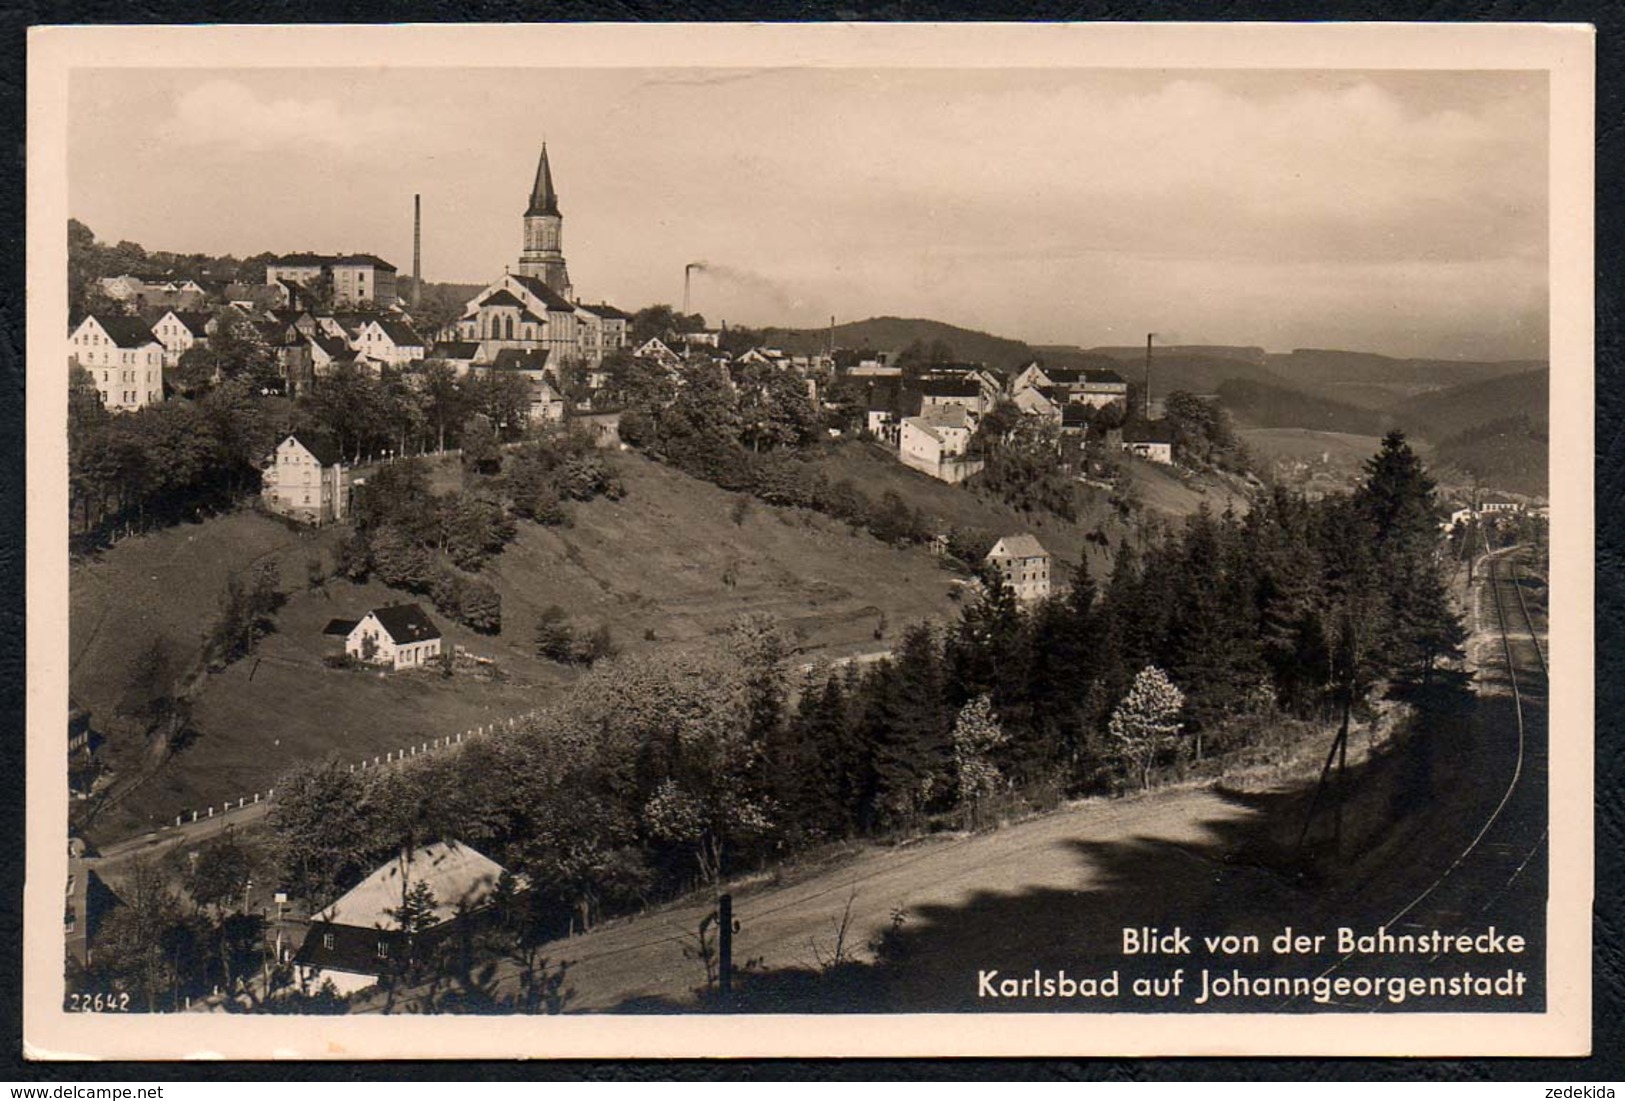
412, 194, 422, 311
1144, 332, 1154, 419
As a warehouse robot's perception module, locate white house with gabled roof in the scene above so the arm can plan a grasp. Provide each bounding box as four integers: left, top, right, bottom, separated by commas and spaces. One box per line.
345, 604, 443, 670
69, 314, 165, 411
262, 432, 350, 524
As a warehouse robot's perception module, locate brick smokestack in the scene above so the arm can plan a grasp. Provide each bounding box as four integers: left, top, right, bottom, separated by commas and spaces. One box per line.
412, 194, 422, 311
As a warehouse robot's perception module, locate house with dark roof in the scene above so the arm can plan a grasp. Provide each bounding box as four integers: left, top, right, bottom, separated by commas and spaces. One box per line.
1012, 361, 1129, 410
265, 253, 398, 308
346, 604, 443, 670
429, 341, 481, 374
918, 375, 986, 416
294, 841, 511, 996
1121, 421, 1176, 465
354, 318, 425, 367
150, 309, 212, 367
69, 314, 165, 412
262, 432, 350, 524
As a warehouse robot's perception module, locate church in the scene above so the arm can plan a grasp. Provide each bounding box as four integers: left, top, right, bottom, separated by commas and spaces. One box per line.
445, 145, 631, 369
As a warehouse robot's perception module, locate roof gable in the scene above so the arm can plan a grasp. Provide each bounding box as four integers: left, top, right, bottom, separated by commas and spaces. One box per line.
367, 603, 442, 645
316, 841, 508, 930
84, 314, 159, 348
988, 533, 1049, 560
284, 432, 343, 467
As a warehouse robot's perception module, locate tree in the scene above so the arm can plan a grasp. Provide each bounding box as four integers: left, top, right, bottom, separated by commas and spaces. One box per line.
267, 757, 374, 908
89, 859, 203, 1011
1108, 666, 1185, 789
390, 879, 440, 963
951, 695, 1008, 830
418, 360, 466, 453
534, 605, 575, 663
186, 834, 254, 917
461, 415, 502, 476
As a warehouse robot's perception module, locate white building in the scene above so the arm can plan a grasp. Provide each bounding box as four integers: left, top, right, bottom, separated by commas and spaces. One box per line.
150, 309, 211, 368
262, 432, 350, 524
986, 533, 1052, 602
352, 318, 426, 368
69, 314, 165, 412
899, 405, 982, 484
346, 604, 443, 670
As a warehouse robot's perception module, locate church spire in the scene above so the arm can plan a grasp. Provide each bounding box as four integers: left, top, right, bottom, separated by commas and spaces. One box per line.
526, 144, 560, 217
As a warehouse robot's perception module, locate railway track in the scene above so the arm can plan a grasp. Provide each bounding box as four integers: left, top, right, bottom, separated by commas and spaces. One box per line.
1298, 545, 1548, 1011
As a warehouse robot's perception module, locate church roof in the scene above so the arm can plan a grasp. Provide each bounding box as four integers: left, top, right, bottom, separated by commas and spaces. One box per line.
526, 144, 561, 218
479, 290, 524, 308
509, 273, 577, 314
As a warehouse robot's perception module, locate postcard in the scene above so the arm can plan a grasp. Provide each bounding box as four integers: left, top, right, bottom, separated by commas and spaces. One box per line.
25, 21, 1593, 1058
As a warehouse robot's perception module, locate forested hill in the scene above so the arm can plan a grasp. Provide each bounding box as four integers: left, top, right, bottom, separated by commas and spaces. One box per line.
756, 317, 1035, 372
1216, 377, 1393, 436
1387, 367, 1550, 445
1264, 348, 1545, 409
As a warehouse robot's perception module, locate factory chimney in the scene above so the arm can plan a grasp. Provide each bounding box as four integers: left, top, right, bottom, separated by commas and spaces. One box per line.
412, 194, 422, 311
1144, 332, 1154, 419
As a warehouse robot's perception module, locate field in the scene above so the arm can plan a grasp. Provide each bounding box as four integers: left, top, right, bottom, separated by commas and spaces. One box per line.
72, 440, 1243, 845
1237, 427, 1388, 468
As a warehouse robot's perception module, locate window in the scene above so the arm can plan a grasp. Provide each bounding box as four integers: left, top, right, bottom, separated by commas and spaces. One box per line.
323, 933, 335, 950
376, 940, 390, 959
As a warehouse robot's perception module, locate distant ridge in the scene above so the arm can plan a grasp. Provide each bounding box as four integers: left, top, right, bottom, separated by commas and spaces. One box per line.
755, 317, 1034, 373
1089, 344, 1269, 367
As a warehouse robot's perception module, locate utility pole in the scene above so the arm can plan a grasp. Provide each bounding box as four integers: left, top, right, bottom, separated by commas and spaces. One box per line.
717, 893, 735, 1000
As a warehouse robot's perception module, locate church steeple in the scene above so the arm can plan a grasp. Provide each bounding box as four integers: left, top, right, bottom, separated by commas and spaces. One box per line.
526, 144, 560, 217
517, 143, 571, 297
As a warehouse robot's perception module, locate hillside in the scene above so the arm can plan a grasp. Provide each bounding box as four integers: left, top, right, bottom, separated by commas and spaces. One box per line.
1428, 415, 1549, 498
1216, 377, 1393, 436
758, 317, 1034, 373
81, 448, 1133, 842
1265, 349, 1544, 409
1387, 368, 1550, 445
1095, 352, 1283, 397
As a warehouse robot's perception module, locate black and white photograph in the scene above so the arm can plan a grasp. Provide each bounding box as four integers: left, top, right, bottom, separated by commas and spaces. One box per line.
24, 23, 1594, 1059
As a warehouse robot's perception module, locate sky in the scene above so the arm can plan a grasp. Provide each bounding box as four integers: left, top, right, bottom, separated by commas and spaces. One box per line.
69, 67, 1549, 360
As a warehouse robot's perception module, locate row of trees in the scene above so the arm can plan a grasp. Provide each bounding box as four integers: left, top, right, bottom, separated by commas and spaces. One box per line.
263, 434, 1462, 955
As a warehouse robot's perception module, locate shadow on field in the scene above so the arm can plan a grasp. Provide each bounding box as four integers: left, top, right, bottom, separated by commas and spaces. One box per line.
604, 671, 1543, 1015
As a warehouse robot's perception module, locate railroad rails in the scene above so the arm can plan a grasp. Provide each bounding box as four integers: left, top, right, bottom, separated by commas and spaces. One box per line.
1289, 544, 1549, 1012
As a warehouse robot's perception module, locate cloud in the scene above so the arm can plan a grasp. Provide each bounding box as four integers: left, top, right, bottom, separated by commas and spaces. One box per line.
157, 78, 411, 155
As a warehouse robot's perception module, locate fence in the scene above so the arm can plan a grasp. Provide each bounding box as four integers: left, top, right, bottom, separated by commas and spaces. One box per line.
167, 708, 542, 830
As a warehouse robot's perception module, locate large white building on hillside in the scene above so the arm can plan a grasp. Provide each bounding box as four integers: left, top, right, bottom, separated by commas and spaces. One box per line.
69, 314, 165, 412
